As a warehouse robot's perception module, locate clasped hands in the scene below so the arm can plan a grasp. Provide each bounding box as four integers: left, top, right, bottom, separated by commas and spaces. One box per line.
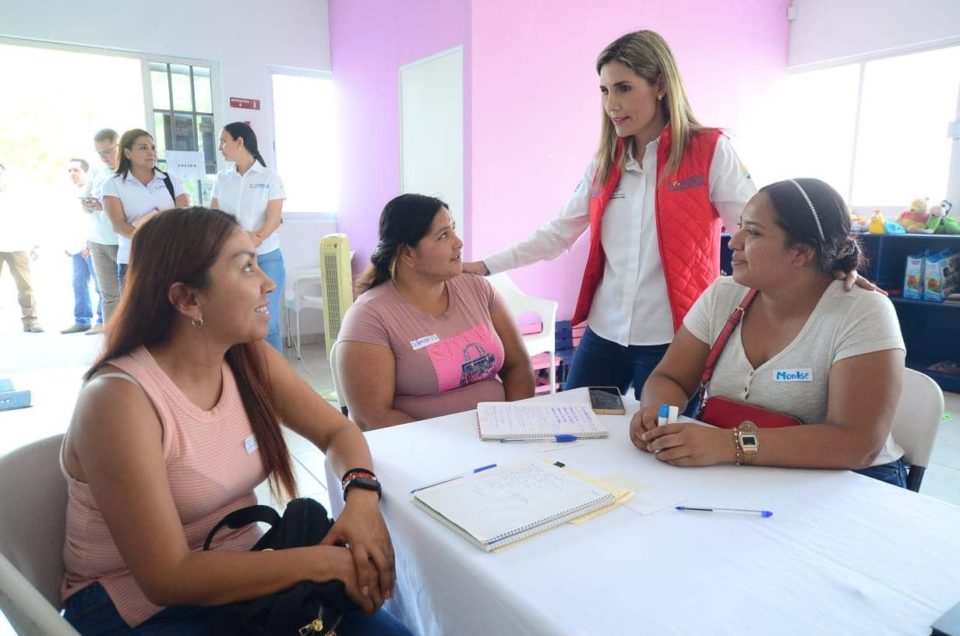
629, 406, 734, 466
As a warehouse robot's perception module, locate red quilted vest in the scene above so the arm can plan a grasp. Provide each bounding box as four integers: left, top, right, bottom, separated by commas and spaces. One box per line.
571, 127, 722, 331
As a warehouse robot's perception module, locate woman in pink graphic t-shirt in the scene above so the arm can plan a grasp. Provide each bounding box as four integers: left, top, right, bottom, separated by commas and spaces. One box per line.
338, 194, 535, 429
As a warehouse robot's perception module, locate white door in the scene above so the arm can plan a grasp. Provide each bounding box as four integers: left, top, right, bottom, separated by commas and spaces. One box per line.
399, 46, 464, 237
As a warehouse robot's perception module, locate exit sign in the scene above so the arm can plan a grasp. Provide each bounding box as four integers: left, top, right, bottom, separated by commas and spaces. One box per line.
229, 97, 261, 110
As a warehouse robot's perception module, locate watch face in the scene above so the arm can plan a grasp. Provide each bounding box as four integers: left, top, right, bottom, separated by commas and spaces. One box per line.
741, 434, 758, 448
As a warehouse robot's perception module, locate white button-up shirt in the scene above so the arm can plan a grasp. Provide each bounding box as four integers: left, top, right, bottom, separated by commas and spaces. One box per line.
212, 163, 286, 255
484, 135, 756, 346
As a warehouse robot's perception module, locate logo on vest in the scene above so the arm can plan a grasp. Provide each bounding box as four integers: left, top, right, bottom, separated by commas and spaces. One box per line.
773, 369, 812, 382
669, 175, 705, 192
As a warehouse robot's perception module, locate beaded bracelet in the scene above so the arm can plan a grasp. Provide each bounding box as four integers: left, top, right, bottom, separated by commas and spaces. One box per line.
341, 467, 377, 490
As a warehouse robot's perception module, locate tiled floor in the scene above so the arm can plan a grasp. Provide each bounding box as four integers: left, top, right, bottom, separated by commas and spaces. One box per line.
1, 322, 958, 633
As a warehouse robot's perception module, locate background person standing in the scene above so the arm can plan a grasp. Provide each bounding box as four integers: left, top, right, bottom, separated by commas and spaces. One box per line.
0, 161, 44, 333
79, 128, 121, 333
62, 158, 101, 334
211, 122, 287, 352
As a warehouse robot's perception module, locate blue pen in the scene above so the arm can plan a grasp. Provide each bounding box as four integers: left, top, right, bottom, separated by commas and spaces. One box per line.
410, 463, 498, 494
499, 435, 579, 443
675, 506, 773, 518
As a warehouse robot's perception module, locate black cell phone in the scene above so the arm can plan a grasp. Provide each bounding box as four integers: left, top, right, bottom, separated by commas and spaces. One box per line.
588, 386, 626, 415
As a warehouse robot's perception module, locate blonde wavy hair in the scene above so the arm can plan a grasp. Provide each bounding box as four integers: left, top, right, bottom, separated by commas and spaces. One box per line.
594, 30, 703, 185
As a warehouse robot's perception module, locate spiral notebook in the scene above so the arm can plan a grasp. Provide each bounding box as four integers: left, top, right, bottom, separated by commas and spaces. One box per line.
476, 402, 608, 441
412, 460, 616, 551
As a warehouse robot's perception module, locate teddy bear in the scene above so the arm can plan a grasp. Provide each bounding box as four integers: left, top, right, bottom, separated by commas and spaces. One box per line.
897, 197, 930, 233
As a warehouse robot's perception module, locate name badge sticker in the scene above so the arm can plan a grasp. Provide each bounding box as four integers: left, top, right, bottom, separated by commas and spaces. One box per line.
773, 369, 813, 382
410, 334, 440, 351
244, 434, 259, 454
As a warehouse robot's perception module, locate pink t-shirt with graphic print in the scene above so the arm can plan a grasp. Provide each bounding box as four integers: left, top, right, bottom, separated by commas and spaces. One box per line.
338, 274, 507, 421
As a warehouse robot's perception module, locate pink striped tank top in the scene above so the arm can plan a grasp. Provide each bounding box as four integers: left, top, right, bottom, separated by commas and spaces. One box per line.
60, 346, 269, 627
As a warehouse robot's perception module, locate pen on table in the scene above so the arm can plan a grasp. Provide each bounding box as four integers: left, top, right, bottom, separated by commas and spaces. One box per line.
675, 506, 773, 518
409, 463, 498, 494
499, 435, 580, 443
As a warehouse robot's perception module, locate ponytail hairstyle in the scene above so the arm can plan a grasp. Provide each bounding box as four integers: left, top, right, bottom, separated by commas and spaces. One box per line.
355, 194, 448, 294
594, 30, 703, 185
223, 122, 266, 167
87, 207, 296, 501
760, 178, 863, 275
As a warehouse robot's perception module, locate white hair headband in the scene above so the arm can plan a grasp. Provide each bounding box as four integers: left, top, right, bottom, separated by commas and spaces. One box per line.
788, 179, 825, 242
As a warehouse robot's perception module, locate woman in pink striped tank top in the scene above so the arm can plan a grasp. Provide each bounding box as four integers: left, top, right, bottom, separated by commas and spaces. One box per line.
60, 208, 410, 635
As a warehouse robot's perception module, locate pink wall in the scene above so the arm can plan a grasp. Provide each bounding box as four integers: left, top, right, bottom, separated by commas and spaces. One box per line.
470, 0, 791, 318
329, 0, 471, 272
330, 0, 790, 317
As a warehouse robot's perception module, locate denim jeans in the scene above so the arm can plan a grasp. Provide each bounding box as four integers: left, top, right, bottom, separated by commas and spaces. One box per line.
564, 327, 670, 400
63, 582, 412, 636
117, 263, 128, 294
257, 248, 285, 352
72, 252, 101, 326
854, 458, 908, 488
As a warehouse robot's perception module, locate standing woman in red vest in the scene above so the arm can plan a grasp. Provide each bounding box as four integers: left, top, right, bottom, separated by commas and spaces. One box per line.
464, 30, 756, 397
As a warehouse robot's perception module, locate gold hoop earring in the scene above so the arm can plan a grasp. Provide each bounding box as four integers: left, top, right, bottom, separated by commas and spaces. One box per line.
192, 317, 204, 328
389, 256, 398, 280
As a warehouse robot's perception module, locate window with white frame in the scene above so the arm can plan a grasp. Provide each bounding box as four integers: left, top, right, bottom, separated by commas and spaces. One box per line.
762, 45, 960, 210
271, 72, 339, 214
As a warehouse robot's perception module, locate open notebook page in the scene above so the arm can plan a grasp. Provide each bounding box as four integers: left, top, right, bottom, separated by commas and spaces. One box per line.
413, 460, 615, 551
476, 402, 608, 441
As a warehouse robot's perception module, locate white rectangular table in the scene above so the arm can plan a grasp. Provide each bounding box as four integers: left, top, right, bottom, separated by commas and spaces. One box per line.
325, 388, 960, 635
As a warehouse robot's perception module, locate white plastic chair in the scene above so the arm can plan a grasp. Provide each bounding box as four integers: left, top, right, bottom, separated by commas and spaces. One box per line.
487, 273, 559, 393
0, 434, 81, 635
890, 368, 944, 492
284, 272, 324, 360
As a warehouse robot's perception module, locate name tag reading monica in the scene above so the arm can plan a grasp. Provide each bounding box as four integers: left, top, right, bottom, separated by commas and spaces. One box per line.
774, 369, 812, 382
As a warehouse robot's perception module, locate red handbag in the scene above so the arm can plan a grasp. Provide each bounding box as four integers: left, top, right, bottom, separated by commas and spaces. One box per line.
695, 289, 803, 430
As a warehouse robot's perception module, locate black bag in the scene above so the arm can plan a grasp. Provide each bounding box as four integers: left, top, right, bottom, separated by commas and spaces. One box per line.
203, 497, 348, 636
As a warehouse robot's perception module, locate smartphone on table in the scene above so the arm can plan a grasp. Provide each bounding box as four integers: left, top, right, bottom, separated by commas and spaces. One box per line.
588, 386, 626, 415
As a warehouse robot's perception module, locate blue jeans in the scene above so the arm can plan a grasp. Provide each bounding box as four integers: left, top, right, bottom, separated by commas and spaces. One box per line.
854, 458, 908, 488
72, 253, 101, 326
257, 249, 285, 352
564, 327, 670, 400
117, 263, 127, 294
63, 582, 412, 636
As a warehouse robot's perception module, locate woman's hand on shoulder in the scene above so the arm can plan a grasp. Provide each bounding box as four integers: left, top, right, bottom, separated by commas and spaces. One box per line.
320, 490, 394, 615
462, 260, 489, 275
834, 269, 888, 295
640, 423, 734, 467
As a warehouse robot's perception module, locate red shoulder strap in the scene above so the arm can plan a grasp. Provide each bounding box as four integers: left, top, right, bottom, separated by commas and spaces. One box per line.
698, 288, 757, 388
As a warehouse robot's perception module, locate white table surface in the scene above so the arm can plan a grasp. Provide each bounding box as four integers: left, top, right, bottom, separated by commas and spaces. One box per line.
325, 388, 960, 636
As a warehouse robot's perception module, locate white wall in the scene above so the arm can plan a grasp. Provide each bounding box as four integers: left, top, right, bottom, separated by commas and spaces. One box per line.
1, 0, 338, 339
0, 0, 331, 168
789, 0, 960, 68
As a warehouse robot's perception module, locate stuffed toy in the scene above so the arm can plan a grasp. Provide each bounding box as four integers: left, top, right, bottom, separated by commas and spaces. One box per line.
897, 197, 930, 233
868, 209, 886, 234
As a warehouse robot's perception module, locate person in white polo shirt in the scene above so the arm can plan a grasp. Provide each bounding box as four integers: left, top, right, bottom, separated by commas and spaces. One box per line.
211, 122, 287, 352
101, 128, 190, 290
79, 128, 122, 333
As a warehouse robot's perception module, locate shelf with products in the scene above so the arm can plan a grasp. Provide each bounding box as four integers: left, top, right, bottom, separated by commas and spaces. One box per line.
857, 232, 960, 394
